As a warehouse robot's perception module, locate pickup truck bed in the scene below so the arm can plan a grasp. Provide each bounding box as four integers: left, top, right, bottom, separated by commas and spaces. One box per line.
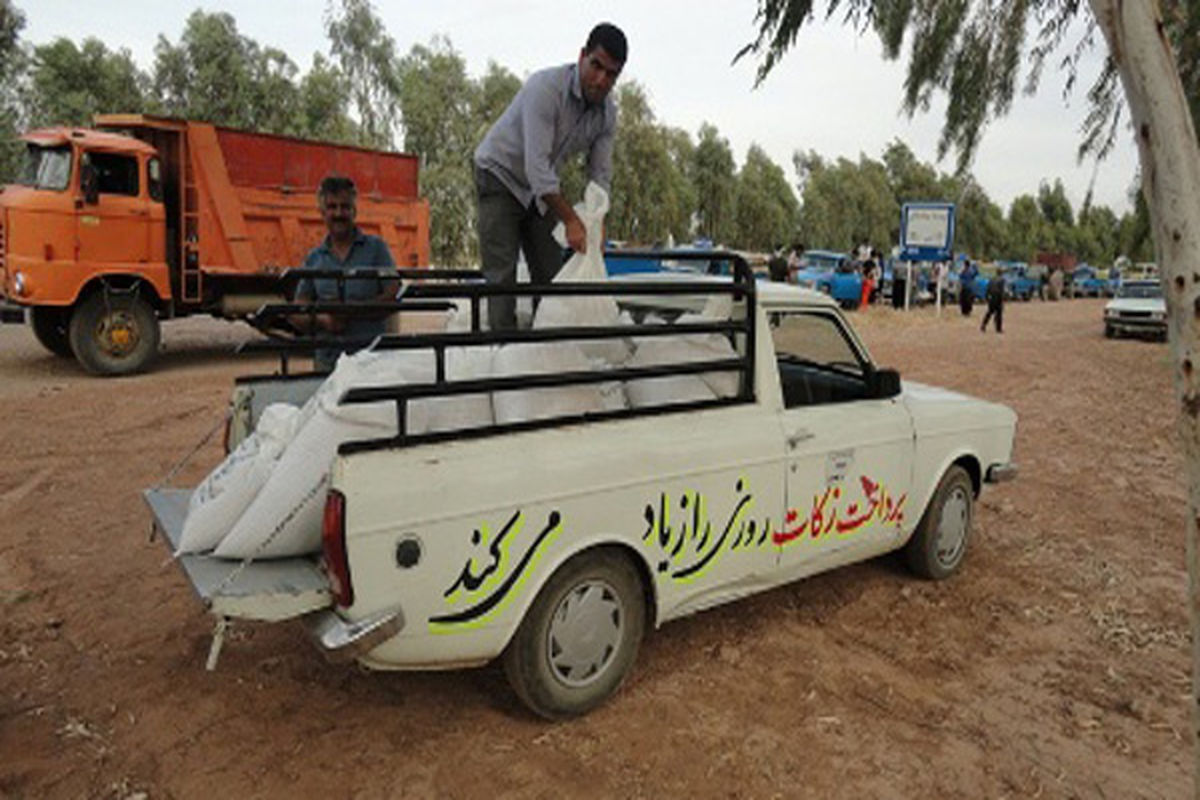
143, 488, 329, 621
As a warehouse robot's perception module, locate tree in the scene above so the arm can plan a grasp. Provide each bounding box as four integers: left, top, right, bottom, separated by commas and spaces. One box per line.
152, 11, 300, 134
472, 62, 521, 143
733, 144, 799, 251
692, 123, 738, 244
794, 151, 893, 253
952, 177, 1007, 260
24, 37, 147, 127
397, 38, 477, 264
742, 0, 1200, 785
608, 83, 695, 245
1006, 194, 1049, 262
1075, 203, 1120, 265
324, 0, 403, 149
296, 53, 359, 144
0, 0, 25, 182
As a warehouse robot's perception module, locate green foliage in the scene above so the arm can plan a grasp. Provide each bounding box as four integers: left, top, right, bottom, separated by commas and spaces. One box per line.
742, 0, 1196, 178
152, 11, 302, 134
1037, 179, 1074, 227
733, 144, 799, 251
692, 123, 737, 243
795, 151, 894, 253
296, 54, 359, 144
396, 38, 478, 264
324, 0, 402, 149
608, 83, 696, 245
1005, 194, 1045, 260
0, 0, 24, 182
472, 63, 521, 143
26, 38, 147, 127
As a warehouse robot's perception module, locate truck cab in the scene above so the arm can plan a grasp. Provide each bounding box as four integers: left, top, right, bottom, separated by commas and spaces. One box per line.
1, 128, 170, 371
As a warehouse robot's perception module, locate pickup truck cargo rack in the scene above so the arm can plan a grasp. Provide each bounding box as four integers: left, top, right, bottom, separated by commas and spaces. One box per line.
242, 250, 759, 455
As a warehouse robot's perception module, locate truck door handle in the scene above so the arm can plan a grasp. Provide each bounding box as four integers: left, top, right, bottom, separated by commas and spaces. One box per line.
787, 430, 814, 448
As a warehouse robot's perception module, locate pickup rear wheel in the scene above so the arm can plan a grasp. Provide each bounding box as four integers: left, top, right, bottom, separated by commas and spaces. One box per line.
502, 550, 645, 719
904, 465, 974, 580
68, 291, 160, 376
29, 307, 74, 357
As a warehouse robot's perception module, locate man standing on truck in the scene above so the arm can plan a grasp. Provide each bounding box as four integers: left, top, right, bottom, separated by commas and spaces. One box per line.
473, 22, 628, 330
292, 175, 397, 372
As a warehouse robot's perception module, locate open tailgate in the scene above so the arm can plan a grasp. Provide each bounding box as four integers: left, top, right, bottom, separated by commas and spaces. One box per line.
143, 488, 330, 621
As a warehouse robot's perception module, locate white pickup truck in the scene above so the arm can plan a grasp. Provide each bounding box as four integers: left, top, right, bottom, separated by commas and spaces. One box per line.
145, 256, 1017, 719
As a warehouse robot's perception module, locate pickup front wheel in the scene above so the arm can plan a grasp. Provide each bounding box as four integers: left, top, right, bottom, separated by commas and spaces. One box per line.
904, 465, 974, 580
68, 291, 160, 376
502, 550, 645, 719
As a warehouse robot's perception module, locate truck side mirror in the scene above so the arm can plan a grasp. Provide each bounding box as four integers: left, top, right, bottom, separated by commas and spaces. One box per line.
80, 162, 99, 205
867, 367, 902, 399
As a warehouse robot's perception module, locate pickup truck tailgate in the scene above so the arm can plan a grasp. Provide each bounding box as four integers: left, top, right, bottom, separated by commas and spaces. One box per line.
143, 488, 330, 621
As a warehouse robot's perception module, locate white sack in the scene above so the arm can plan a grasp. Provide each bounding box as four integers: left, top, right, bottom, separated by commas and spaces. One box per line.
673, 312, 741, 398
493, 342, 609, 424
176, 403, 301, 555
624, 338, 717, 408
534, 182, 629, 364
214, 349, 434, 559
419, 346, 496, 433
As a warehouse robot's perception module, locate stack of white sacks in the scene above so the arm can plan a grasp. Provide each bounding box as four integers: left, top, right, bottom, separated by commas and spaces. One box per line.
179, 183, 739, 560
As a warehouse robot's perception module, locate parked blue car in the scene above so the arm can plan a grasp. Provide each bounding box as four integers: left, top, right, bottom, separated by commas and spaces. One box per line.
999, 262, 1037, 301
792, 250, 863, 308
1071, 264, 1109, 297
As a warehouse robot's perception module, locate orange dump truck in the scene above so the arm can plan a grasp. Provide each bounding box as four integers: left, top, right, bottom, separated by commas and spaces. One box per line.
0, 114, 430, 375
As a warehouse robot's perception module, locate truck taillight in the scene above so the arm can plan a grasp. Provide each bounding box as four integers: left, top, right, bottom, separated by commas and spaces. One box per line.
321, 489, 354, 607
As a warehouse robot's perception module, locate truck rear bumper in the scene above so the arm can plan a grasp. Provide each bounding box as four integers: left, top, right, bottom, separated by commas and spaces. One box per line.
304, 606, 406, 664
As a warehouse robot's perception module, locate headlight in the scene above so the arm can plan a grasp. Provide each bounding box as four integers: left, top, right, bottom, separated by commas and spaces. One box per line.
13, 271, 25, 296
1152, 311, 1166, 321
1104, 308, 1118, 318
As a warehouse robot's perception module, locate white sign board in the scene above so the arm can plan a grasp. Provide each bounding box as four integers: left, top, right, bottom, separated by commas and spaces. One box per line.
906, 208, 951, 247
900, 202, 955, 260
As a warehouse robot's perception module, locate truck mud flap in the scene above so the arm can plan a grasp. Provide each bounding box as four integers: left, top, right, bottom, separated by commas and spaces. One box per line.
143, 488, 330, 622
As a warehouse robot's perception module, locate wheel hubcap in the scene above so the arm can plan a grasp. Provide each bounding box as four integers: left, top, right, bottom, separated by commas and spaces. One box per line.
98, 311, 139, 356
934, 486, 970, 569
547, 579, 624, 688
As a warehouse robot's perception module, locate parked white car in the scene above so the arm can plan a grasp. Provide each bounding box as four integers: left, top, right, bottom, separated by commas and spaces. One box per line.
146, 259, 1019, 719
1104, 279, 1166, 340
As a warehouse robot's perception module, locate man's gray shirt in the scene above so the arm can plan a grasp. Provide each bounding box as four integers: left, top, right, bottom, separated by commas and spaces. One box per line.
474, 62, 616, 214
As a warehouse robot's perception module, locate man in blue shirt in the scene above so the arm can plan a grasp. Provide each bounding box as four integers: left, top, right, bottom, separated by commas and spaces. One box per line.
293, 174, 396, 372
474, 22, 627, 330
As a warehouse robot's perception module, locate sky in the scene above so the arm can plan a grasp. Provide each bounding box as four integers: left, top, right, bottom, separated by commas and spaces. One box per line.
21, 0, 1143, 216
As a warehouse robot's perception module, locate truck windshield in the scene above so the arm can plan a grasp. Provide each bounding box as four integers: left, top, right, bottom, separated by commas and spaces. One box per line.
1117, 282, 1163, 299
18, 145, 72, 191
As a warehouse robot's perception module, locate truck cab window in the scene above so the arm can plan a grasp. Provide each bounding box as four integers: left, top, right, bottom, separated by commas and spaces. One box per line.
84, 151, 139, 197
19, 145, 72, 191
772, 312, 869, 408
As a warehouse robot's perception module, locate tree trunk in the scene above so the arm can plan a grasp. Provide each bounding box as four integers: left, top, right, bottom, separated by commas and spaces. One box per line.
1087, 1, 1200, 794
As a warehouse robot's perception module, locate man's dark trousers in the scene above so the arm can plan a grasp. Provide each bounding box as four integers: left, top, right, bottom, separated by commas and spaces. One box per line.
475, 167, 564, 330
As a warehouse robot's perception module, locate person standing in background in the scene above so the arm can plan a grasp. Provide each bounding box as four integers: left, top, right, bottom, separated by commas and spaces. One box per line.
959, 259, 979, 316
980, 267, 1006, 332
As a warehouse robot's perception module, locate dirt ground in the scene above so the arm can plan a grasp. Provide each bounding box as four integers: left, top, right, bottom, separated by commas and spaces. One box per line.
0, 296, 1189, 799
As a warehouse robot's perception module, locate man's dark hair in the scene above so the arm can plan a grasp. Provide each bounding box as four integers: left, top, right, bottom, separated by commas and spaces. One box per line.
318, 174, 357, 201
586, 23, 627, 64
